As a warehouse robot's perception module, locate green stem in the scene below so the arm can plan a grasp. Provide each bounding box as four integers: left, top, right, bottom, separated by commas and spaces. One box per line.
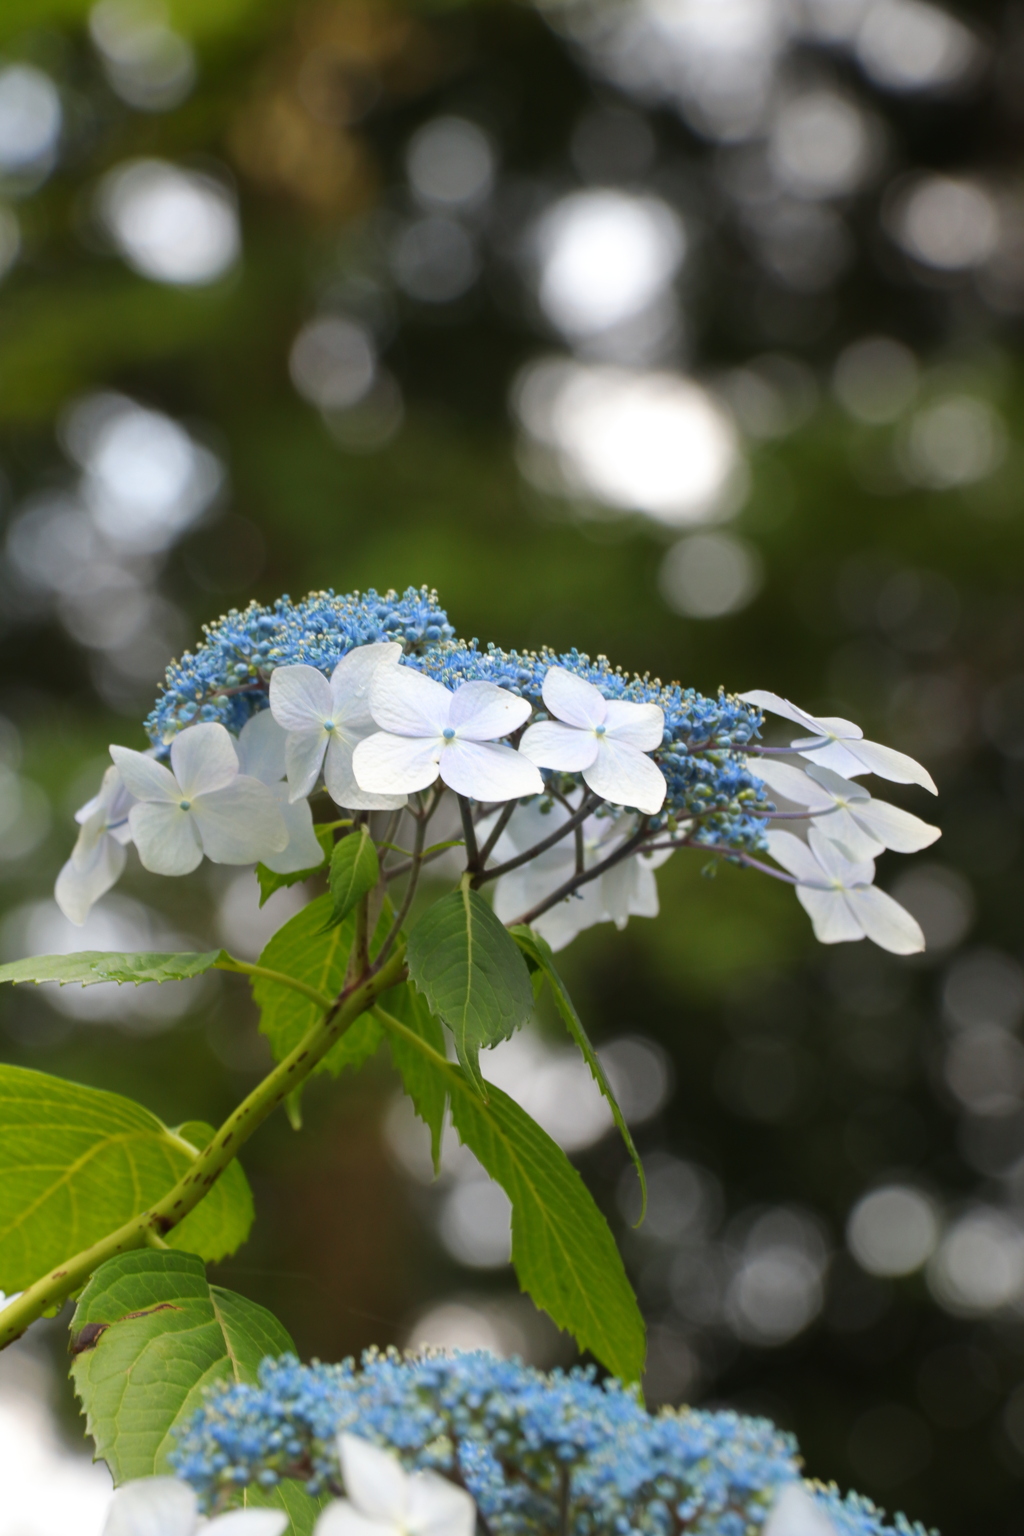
0, 945, 407, 1350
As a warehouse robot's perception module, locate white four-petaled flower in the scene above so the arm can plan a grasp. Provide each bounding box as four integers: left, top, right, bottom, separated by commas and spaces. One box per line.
111, 722, 288, 876
765, 827, 924, 954
741, 690, 937, 794
519, 668, 666, 816
483, 796, 671, 951
315, 1433, 476, 1536
749, 757, 941, 862
269, 644, 407, 812
235, 710, 326, 873
102, 1476, 287, 1536
354, 666, 543, 802
55, 764, 135, 925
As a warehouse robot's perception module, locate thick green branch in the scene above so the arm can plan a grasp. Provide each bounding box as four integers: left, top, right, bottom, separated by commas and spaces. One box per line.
0, 946, 407, 1349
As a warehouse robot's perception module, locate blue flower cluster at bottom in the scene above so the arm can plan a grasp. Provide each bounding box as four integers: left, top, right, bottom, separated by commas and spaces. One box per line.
170, 1351, 933, 1536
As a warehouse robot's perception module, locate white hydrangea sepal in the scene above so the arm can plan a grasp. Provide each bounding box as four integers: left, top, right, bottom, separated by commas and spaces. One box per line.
519, 667, 667, 816
313, 1434, 475, 1536
112, 722, 288, 876
748, 757, 941, 861
354, 666, 543, 802
54, 764, 134, 925
101, 1476, 288, 1536
765, 827, 925, 955
484, 797, 671, 950
236, 711, 325, 873
268, 644, 407, 812
741, 689, 937, 794
762, 1483, 838, 1536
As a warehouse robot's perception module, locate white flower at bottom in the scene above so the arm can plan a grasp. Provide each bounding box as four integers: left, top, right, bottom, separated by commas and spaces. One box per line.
762, 1484, 837, 1536
485, 796, 671, 951
741, 689, 937, 794
519, 667, 667, 816
354, 665, 543, 802
765, 827, 924, 955
236, 711, 325, 874
55, 764, 134, 925
102, 1477, 287, 1536
315, 1434, 475, 1536
111, 722, 288, 876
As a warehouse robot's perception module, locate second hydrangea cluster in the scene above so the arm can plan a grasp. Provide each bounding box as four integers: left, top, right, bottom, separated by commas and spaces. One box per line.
170, 1349, 931, 1536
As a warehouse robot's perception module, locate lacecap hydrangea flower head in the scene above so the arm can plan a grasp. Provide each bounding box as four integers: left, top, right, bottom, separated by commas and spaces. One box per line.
168, 1349, 932, 1536
55, 585, 940, 958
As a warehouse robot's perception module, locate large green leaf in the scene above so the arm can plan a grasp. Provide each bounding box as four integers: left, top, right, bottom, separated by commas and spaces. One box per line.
406, 887, 534, 1094
510, 925, 646, 1221
252, 894, 384, 1078
71, 1251, 292, 1483
385, 982, 448, 1172
325, 826, 380, 928
376, 1005, 645, 1382
0, 1065, 253, 1291
0, 951, 224, 987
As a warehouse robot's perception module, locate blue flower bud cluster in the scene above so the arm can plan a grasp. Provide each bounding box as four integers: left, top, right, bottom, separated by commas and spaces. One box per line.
170, 1350, 929, 1536
143, 589, 771, 852
145, 588, 454, 746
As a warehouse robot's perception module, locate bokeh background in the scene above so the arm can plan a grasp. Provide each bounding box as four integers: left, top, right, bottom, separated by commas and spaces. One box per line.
0, 0, 1022, 1531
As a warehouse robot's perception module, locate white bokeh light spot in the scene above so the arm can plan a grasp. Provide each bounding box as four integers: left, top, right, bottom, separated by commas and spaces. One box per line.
659, 532, 763, 619
535, 189, 685, 339
892, 175, 999, 271
847, 1184, 940, 1277
62, 391, 224, 551
927, 1207, 1024, 1315
856, 0, 978, 93
515, 359, 743, 527
289, 316, 376, 411
406, 115, 495, 209
769, 90, 874, 200
98, 158, 240, 285
0, 64, 62, 177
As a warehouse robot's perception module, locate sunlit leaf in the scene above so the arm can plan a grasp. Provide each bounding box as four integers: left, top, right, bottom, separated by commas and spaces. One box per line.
0, 1066, 253, 1291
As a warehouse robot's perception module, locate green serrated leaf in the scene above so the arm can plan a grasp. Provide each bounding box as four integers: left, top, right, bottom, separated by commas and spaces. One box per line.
324, 826, 380, 929
71, 1250, 293, 1486
374, 1006, 645, 1382
386, 982, 448, 1173
510, 925, 646, 1223
406, 887, 534, 1094
252, 893, 385, 1081
0, 1065, 253, 1291
0, 951, 224, 987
